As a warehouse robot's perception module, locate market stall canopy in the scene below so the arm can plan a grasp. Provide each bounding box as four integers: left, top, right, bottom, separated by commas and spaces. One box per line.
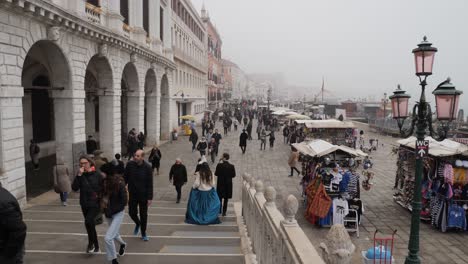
397, 136, 468, 157
287, 114, 311, 120
272, 110, 298, 116
179, 115, 196, 120
292, 139, 368, 158
303, 119, 355, 129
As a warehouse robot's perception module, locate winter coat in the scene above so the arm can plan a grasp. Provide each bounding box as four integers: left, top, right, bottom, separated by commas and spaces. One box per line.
197, 141, 208, 151
288, 151, 299, 167
124, 160, 153, 201
189, 132, 199, 143
148, 148, 162, 167
72, 170, 103, 208
215, 161, 236, 199
53, 164, 71, 193
104, 177, 128, 218
239, 132, 248, 147
283, 127, 289, 137
212, 133, 222, 144
169, 163, 188, 186
0, 187, 27, 259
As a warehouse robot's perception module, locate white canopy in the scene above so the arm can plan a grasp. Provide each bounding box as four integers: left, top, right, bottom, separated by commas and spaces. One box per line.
303, 119, 355, 129
292, 139, 367, 158
397, 136, 468, 157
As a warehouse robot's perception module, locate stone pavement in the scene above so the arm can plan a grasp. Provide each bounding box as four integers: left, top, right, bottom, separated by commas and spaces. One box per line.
24, 120, 468, 264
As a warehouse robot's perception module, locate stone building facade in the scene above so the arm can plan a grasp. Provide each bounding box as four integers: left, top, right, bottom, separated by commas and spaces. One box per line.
0, 0, 177, 204
201, 5, 223, 110
222, 59, 248, 101
171, 0, 207, 125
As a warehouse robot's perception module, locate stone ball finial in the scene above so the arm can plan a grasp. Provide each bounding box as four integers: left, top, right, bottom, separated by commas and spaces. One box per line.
255, 180, 264, 194
265, 186, 277, 206
249, 177, 256, 190
243, 173, 252, 182
283, 195, 299, 224
320, 224, 355, 264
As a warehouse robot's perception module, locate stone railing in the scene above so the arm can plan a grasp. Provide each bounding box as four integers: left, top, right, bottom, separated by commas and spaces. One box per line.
242, 173, 325, 264
85, 2, 101, 24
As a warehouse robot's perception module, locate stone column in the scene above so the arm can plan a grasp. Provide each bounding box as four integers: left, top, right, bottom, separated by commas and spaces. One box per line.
104, 0, 124, 33
98, 90, 121, 157
126, 93, 144, 134
148, 0, 162, 54
130, 0, 146, 44
162, 4, 173, 60
0, 86, 26, 205
51, 89, 86, 176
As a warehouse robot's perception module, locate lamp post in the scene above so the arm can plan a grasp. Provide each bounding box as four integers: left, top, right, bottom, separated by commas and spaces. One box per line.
390, 37, 462, 264
267, 84, 272, 112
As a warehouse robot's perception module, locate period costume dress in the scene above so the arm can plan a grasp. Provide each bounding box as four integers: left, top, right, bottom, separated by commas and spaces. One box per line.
185, 172, 221, 225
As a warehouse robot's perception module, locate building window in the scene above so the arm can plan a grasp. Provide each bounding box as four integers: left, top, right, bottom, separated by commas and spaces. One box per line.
143, 0, 149, 37
160, 7, 164, 41
120, 0, 129, 25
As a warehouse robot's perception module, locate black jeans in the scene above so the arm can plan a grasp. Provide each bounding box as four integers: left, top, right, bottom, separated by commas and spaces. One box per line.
175, 185, 182, 201
290, 167, 300, 176
192, 142, 197, 152
218, 196, 229, 216
224, 127, 228, 135
81, 207, 99, 248
129, 198, 149, 236
240, 146, 246, 154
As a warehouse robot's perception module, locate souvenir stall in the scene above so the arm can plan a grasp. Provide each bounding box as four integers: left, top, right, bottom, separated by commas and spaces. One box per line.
298, 120, 356, 146
393, 136, 468, 232
293, 140, 368, 236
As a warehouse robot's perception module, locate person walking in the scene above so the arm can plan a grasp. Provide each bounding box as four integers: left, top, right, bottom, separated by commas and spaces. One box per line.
148, 145, 162, 175
288, 147, 301, 177
215, 153, 236, 216
269, 130, 276, 148
208, 138, 218, 163
256, 124, 262, 140
246, 121, 253, 140
283, 125, 290, 144
169, 158, 188, 203
239, 129, 248, 154
124, 150, 153, 241
86, 135, 98, 155
185, 162, 221, 225
72, 155, 103, 254
233, 119, 239, 131
29, 139, 40, 170
100, 163, 127, 264
53, 157, 71, 206
212, 129, 222, 156
189, 129, 199, 152
112, 153, 125, 175
0, 182, 27, 264
260, 129, 267, 150
197, 136, 208, 157
223, 119, 229, 136
93, 150, 108, 171
137, 132, 145, 150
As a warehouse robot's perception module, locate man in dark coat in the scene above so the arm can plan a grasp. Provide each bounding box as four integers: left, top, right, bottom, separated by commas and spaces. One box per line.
212, 129, 222, 155
239, 129, 248, 154
86, 135, 98, 155
0, 182, 26, 264
124, 149, 153, 241
189, 129, 199, 152
169, 158, 188, 203
215, 153, 236, 216
246, 121, 253, 140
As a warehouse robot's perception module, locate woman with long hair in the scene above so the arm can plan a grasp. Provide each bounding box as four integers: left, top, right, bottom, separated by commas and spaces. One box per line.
185, 162, 221, 225
71, 155, 102, 254
100, 163, 128, 264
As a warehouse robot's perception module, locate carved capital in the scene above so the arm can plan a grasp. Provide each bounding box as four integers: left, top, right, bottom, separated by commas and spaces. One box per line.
130, 52, 138, 63
98, 43, 108, 57
47, 26, 61, 42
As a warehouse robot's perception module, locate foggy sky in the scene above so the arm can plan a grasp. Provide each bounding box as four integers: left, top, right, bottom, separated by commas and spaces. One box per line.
192, 0, 468, 112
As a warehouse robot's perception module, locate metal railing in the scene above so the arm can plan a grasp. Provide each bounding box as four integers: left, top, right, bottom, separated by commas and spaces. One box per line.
242, 173, 325, 264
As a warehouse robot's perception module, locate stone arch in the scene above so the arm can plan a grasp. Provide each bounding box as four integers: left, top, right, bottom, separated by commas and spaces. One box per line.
160, 73, 171, 140
84, 55, 115, 157
144, 68, 159, 145
21, 40, 72, 199
121, 62, 140, 157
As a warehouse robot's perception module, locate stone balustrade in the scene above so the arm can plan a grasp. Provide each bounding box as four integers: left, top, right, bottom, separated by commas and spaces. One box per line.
85, 3, 101, 24
242, 173, 325, 264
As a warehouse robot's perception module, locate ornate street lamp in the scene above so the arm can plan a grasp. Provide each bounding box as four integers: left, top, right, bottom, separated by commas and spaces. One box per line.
391, 37, 462, 264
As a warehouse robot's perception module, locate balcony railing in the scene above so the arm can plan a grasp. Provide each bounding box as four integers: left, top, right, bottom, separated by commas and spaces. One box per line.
85, 3, 101, 24
122, 23, 131, 38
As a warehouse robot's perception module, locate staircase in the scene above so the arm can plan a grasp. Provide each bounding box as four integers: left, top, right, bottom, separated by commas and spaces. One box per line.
23, 197, 245, 264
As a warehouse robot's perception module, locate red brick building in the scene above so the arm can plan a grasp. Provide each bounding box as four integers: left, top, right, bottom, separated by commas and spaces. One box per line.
201, 6, 224, 109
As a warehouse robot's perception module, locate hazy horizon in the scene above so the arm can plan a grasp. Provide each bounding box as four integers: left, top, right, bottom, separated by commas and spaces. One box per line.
191, 0, 468, 112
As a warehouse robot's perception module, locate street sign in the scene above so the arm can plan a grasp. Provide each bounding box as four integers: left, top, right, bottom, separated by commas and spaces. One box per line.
415, 140, 429, 159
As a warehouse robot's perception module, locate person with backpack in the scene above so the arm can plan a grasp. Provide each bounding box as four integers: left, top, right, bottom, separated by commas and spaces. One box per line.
197, 137, 208, 157
148, 145, 162, 175
72, 155, 103, 254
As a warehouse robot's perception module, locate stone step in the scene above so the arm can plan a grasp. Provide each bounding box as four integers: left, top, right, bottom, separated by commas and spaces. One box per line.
25, 220, 240, 236
23, 210, 237, 224
25, 251, 245, 264
26, 233, 241, 253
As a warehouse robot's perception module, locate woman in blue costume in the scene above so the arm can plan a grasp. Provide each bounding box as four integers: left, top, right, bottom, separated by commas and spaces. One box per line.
185, 162, 221, 225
